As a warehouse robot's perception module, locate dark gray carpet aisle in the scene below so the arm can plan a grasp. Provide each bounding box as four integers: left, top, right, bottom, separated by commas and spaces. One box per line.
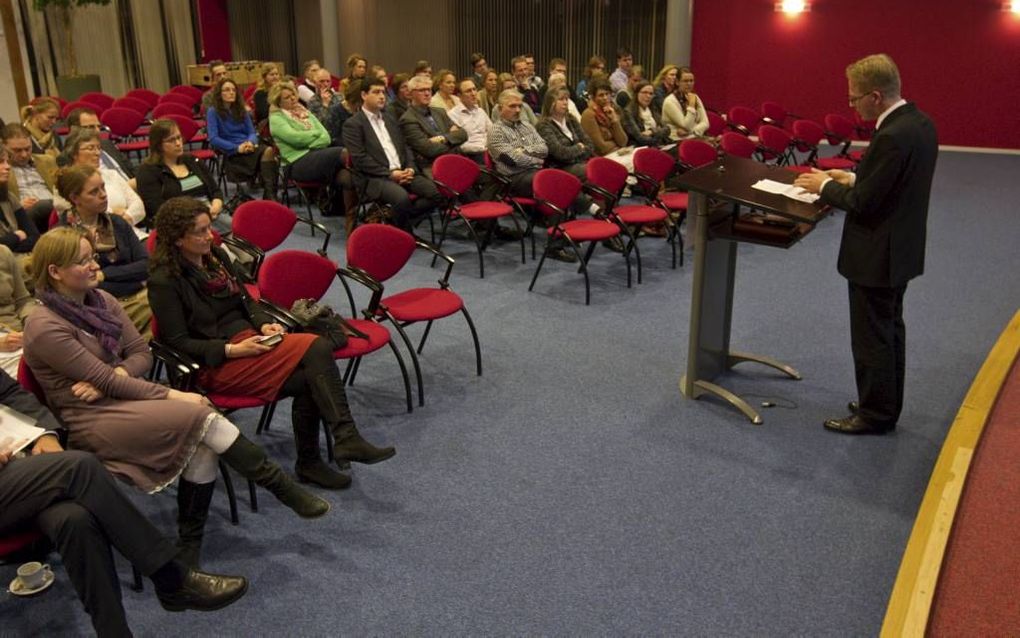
3, 151, 1019, 636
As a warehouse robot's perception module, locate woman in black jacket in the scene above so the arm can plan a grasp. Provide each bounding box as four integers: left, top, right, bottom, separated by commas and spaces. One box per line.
136, 119, 225, 230
622, 81, 672, 148
535, 88, 594, 179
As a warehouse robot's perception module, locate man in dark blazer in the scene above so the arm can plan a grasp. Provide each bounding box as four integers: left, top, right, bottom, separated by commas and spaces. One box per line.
342, 77, 441, 231
796, 53, 938, 434
0, 370, 247, 635
399, 75, 467, 177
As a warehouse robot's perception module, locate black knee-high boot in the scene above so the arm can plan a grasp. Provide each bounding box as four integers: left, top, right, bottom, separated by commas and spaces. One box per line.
292, 393, 352, 489
310, 372, 396, 465
176, 479, 216, 569
219, 435, 331, 518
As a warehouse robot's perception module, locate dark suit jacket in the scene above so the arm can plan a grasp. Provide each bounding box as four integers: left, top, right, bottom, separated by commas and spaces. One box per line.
147, 246, 273, 368
399, 105, 467, 171
100, 138, 135, 179
342, 110, 416, 187
621, 104, 672, 147
820, 103, 938, 288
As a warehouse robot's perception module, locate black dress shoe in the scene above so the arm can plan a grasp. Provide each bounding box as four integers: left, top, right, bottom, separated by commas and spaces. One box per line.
156, 569, 248, 612
548, 247, 578, 263
823, 414, 894, 435
296, 458, 352, 490
848, 401, 859, 414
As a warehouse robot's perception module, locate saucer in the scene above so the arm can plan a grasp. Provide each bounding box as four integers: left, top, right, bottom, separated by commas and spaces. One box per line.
8, 569, 55, 596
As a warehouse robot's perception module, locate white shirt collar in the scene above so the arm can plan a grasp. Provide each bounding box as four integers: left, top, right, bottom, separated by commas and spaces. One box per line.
875, 99, 907, 131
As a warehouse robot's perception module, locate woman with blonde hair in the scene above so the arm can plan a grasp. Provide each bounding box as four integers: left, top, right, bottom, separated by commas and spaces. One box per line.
23, 226, 329, 567
253, 62, 282, 123
479, 69, 499, 116
340, 53, 367, 93
652, 64, 679, 111
20, 99, 62, 156
430, 69, 461, 111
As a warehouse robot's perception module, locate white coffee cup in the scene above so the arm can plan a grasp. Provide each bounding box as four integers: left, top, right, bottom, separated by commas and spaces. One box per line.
16, 561, 51, 590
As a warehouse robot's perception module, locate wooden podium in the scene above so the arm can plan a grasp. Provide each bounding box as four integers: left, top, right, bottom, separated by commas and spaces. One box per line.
676, 155, 830, 424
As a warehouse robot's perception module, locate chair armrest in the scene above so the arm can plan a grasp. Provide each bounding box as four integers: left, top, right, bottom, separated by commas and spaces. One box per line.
630, 170, 662, 197
582, 182, 619, 210
292, 217, 331, 256
252, 298, 300, 330
414, 239, 455, 286
339, 266, 384, 319
149, 339, 199, 390
531, 196, 571, 227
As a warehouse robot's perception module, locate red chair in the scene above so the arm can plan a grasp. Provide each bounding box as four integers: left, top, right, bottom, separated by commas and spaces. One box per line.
431, 154, 524, 278
112, 96, 151, 117
158, 92, 196, 109
823, 113, 859, 161
757, 125, 795, 166
61, 99, 103, 120
678, 139, 719, 169
125, 88, 160, 110
169, 85, 204, 105
230, 200, 330, 277
482, 151, 537, 257
705, 110, 726, 137
79, 92, 116, 111
342, 224, 482, 405
635, 146, 695, 267
720, 132, 760, 159
152, 102, 195, 121
528, 168, 629, 305
100, 108, 150, 155
165, 115, 214, 163
726, 105, 761, 136
256, 249, 413, 412
0, 529, 47, 565
791, 119, 856, 171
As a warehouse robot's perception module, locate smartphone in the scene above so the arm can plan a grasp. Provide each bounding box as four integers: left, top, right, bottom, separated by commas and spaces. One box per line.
256, 333, 284, 347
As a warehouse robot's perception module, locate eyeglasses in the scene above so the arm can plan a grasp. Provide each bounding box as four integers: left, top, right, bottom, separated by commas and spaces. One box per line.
78, 144, 102, 153
186, 226, 213, 237
73, 254, 99, 268
412, 88, 432, 93
848, 92, 872, 106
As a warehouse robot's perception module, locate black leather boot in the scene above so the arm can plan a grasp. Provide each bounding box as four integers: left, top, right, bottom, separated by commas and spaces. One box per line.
310, 373, 396, 465
176, 479, 215, 569
292, 394, 352, 490
219, 435, 330, 518
260, 155, 279, 201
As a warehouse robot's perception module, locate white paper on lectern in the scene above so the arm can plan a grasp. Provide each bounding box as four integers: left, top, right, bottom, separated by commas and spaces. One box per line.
0, 404, 46, 456
751, 179, 820, 204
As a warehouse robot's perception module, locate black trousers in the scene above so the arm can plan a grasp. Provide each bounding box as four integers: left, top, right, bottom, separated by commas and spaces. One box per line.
848, 281, 907, 425
0, 451, 178, 638
365, 174, 441, 231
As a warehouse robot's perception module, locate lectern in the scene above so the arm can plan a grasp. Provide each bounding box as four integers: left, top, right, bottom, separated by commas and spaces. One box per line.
676, 155, 829, 424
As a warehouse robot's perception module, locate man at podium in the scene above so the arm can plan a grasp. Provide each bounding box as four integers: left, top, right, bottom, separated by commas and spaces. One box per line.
795, 54, 938, 435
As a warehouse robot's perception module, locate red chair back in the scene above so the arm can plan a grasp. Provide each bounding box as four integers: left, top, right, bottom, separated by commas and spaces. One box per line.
101, 108, 146, 138
852, 112, 875, 140
0, 529, 45, 558
823, 113, 856, 144
760, 101, 788, 127
158, 92, 195, 109
705, 110, 726, 137
585, 157, 629, 198
432, 154, 480, 197
112, 96, 150, 116
146, 230, 158, 254
727, 106, 760, 134
720, 132, 757, 159
17, 359, 46, 405
791, 119, 825, 151
48, 209, 59, 229
346, 224, 417, 282
679, 139, 718, 168
169, 85, 204, 105
757, 125, 792, 161
167, 115, 201, 143
62, 99, 102, 120
257, 250, 338, 309
152, 102, 194, 120
125, 88, 160, 109
532, 168, 582, 217
232, 200, 298, 251
633, 147, 676, 182
80, 92, 115, 111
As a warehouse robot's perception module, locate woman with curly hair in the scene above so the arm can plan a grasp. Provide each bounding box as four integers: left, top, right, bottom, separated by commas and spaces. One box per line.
147, 197, 395, 492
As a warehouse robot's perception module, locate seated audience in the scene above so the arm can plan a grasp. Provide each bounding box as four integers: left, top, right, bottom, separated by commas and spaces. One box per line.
479, 69, 500, 116
615, 65, 645, 109
24, 227, 330, 570
200, 60, 229, 112
580, 79, 628, 156
536, 87, 593, 179
252, 62, 283, 124
387, 73, 413, 121
524, 54, 543, 92
308, 68, 349, 146
66, 107, 135, 181
487, 89, 548, 197
413, 60, 433, 79
343, 78, 441, 231
0, 380, 248, 636
511, 56, 540, 112
0, 143, 42, 260
0, 243, 34, 376
2, 123, 58, 233
148, 197, 394, 487
447, 77, 492, 165
493, 74, 537, 126
470, 52, 489, 89
430, 69, 462, 112
400, 75, 467, 177
652, 64, 679, 112
20, 99, 62, 157
371, 65, 394, 101
340, 53, 367, 93
58, 129, 145, 228
207, 78, 278, 200
136, 119, 225, 230
55, 165, 152, 336
576, 56, 606, 102
661, 67, 709, 140
609, 47, 634, 95
546, 72, 582, 121
622, 81, 672, 147
296, 59, 322, 104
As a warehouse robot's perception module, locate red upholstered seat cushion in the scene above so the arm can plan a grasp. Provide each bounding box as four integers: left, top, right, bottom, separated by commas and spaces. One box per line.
380, 289, 464, 322
457, 201, 513, 220
659, 192, 688, 210
332, 319, 390, 358
548, 219, 620, 242
0, 529, 44, 556
207, 394, 267, 410
614, 205, 667, 225
816, 157, 856, 170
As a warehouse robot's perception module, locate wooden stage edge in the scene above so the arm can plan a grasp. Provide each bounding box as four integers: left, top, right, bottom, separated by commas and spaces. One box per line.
881, 309, 1020, 637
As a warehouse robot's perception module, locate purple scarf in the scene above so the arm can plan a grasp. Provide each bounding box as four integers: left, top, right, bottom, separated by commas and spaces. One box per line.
38, 289, 123, 357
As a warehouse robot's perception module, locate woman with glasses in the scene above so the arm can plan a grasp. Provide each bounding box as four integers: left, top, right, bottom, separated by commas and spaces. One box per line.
58, 129, 146, 230
622, 81, 672, 148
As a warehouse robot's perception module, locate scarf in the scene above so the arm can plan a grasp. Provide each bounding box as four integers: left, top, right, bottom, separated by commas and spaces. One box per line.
62, 209, 119, 262
38, 288, 123, 357
283, 104, 314, 130
185, 253, 241, 298
24, 120, 58, 156
590, 102, 612, 129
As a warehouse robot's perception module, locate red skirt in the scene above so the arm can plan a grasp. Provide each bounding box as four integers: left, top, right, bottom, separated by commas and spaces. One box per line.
198, 329, 317, 401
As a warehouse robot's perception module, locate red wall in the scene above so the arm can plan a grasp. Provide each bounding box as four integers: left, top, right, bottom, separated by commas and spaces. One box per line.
690, 0, 1020, 149
196, 0, 232, 63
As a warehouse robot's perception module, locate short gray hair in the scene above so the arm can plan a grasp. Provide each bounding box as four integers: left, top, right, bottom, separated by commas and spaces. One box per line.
497, 89, 523, 107
407, 75, 431, 91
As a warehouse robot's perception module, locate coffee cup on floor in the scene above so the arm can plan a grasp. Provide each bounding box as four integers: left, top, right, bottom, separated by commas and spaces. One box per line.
16, 561, 51, 590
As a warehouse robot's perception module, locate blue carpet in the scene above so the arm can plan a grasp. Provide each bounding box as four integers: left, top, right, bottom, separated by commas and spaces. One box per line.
3, 150, 1019, 636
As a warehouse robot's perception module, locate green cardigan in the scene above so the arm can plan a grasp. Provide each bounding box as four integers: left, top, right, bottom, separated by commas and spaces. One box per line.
269, 110, 332, 165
